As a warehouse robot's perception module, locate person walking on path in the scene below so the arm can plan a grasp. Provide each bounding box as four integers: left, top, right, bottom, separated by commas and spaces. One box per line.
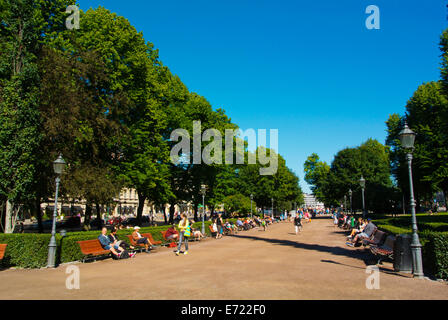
175, 213, 190, 255
294, 214, 302, 235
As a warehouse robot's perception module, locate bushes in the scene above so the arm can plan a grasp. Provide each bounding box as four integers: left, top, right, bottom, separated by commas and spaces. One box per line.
374, 215, 448, 280
423, 232, 448, 280
0, 233, 53, 268
0, 219, 232, 268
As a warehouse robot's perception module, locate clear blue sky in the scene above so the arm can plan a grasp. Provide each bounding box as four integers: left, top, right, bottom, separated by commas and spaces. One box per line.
78, 0, 447, 193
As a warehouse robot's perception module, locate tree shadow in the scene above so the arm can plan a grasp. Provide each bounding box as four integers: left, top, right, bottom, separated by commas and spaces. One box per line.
230, 233, 370, 264
320, 259, 412, 278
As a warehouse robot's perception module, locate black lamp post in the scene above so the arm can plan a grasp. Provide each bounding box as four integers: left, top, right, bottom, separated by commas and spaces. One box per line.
359, 176, 366, 218
47, 154, 66, 268
250, 194, 253, 219
348, 189, 353, 214
399, 121, 424, 278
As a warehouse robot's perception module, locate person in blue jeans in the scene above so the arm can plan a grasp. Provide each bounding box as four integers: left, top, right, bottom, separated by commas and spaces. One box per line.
98, 227, 126, 258
175, 213, 190, 255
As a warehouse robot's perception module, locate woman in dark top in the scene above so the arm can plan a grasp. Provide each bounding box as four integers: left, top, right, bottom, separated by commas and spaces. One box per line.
108, 226, 134, 250
216, 214, 224, 239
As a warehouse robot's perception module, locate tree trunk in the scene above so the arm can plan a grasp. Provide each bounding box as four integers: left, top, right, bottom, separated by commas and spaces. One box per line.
136, 191, 145, 226
169, 202, 175, 224
0, 201, 5, 232
84, 203, 92, 230
162, 204, 167, 225
194, 204, 198, 222
4, 200, 13, 233
35, 197, 43, 233
415, 193, 421, 213
95, 203, 102, 230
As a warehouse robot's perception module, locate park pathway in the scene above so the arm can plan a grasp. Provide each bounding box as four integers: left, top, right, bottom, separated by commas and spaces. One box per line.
0, 218, 447, 299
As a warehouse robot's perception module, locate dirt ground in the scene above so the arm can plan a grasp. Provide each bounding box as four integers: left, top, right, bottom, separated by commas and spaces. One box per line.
0, 218, 447, 300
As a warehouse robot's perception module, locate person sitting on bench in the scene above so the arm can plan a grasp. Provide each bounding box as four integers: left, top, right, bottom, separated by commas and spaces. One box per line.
191, 227, 204, 240
132, 226, 153, 253
108, 226, 134, 250
347, 218, 366, 240
347, 219, 376, 247
98, 227, 127, 258
165, 225, 179, 241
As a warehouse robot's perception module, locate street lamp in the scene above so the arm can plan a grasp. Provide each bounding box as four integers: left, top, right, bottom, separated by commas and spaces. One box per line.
250, 194, 253, 219
344, 195, 347, 213
399, 121, 424, 278
271, 198, 274, 218
200, 185, 206, 235
348, 189, 353, 214
47, 154, 66, 268
359, 176, 366, 218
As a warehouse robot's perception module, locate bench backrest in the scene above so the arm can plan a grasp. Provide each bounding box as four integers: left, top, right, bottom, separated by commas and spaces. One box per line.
383, 235, 396, 250
142, 233, 157, 243
372, 230, 387, 244
77, 239, 105, 254
126, 234, 139, 246
0, 244, 7, 260
160, 230, 168, 239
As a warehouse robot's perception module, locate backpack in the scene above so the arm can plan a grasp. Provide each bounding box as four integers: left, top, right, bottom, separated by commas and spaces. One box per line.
117, 250, 130, 259
184, 225, 191, 237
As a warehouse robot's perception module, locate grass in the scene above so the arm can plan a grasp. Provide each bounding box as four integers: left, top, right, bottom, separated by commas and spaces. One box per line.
371, 212, 448, 245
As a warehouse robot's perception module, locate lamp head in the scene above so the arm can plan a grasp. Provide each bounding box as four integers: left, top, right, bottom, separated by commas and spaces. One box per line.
359, 176, 366, 188
398, 121, 416, 150
53, 154, 66, 175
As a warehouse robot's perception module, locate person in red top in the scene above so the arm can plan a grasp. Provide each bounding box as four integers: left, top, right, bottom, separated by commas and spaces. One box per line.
165, 225, 179, 241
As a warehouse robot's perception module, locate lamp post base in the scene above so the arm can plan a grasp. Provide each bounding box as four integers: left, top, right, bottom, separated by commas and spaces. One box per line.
411, 237, 424, 279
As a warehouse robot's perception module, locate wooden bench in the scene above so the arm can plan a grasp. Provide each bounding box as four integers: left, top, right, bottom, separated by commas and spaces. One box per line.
0, 244, 7, 261
142, 233, 162, 246
77, 239, 111, 263
126, 233, 159, 252
370, 235, 396, 265
362, 229, 387, 247
161, 230, 178, 247
209, 225, 217, 237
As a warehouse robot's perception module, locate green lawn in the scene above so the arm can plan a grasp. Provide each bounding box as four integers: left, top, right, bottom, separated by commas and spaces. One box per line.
372, 212, 448, 244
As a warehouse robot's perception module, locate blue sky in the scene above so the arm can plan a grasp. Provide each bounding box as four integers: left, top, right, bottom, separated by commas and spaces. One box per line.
78, 0, 447, 193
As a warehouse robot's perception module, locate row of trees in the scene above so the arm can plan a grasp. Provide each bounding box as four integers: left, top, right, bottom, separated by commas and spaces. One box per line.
304, 139, 395, 213
0, 1, 302, 232
305, 26, 448, 213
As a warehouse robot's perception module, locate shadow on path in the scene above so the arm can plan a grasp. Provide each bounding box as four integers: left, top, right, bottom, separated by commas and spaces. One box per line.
230, 233, 370, 265
320, 259, 412, 278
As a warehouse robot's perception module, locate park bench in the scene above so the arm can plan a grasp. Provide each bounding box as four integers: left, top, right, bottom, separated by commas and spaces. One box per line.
209, 225, 218, 237
126, 233, 160, 252
370, 235, 396, 265
161, 230, 178, 247
0, 244, 7, 261
362, 229, 387, 247
143, 233, 162, 246
77, 239, 111, 263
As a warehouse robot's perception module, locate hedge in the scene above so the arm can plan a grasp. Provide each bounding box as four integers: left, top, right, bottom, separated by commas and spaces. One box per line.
0, 219, 235, 269
423, 232, 448, 280
375, 222, 448, 280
